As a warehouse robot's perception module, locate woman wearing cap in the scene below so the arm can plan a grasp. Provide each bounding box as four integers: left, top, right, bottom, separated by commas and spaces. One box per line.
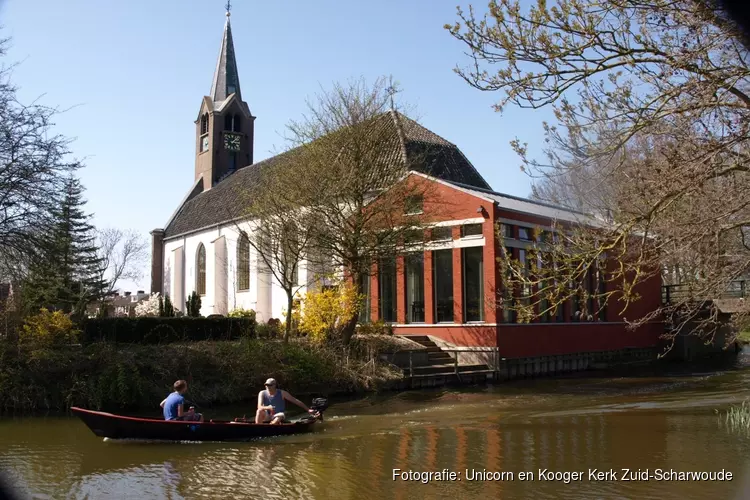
255, 378, 315, 425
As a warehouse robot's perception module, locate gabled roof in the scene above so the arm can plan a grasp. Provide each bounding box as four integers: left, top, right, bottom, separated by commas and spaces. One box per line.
163, 112, 492, 239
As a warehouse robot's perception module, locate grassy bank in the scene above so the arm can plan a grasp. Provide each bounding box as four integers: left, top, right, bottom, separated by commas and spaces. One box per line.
0, 338, 403, 414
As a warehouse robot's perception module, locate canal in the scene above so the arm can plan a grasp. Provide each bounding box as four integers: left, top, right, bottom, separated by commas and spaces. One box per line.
3, 354, 750, 499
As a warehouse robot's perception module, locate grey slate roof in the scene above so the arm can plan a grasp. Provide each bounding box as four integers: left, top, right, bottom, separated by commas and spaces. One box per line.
163, 111, 492, 239
445, 181, 602, 226
210, 16, 242, 104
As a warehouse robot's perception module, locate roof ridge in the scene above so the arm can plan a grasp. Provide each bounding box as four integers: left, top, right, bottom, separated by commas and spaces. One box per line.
388, 110, 409, 166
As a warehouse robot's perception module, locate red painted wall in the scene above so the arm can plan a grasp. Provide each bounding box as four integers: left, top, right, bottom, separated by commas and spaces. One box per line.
369, 173, 665, 358
497, 322, 663, 357
367, 174, 496, 325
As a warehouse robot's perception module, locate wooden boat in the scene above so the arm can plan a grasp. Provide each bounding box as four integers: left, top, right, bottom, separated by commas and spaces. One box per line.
71, 398, 328, 442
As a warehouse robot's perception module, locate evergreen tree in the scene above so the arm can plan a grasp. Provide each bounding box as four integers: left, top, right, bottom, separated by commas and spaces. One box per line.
163, 294, 175, 317
25, 177, 107, 317
186, 292, 202, 317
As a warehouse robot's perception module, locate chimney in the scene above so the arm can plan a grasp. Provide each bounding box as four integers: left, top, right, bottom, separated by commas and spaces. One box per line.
151, 229, 165, 294
125, 291, 132, 297
137, 290, 145, 295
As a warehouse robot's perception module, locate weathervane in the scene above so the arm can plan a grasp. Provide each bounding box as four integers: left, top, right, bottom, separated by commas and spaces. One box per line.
225, 0, 232, 16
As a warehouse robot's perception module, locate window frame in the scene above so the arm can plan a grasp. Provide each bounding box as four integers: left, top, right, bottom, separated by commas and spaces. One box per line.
237, 233, 250, 291
196, 243, 207, 296
430, 226, 453, 242
501, 223, 514, 239
462, 246, 484, 322
405, 253, 425, 324
460, 223, 483, 239
433, 249, 454, 323
378, 256, 397, 323
404, 195, 424, 215
518, 227, 533, 241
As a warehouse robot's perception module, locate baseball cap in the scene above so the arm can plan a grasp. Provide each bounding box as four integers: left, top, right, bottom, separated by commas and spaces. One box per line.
264, 378, 276, 386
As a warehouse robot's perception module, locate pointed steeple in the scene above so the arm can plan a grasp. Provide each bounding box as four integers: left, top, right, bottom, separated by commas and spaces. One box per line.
210, 6, 242, 104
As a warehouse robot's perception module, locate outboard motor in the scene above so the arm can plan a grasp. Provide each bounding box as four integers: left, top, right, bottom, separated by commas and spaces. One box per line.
310, 398, 328, 413
300, 397, 329, 423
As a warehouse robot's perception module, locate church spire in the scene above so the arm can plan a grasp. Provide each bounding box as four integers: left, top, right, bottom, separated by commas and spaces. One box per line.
210, 2, 241, 103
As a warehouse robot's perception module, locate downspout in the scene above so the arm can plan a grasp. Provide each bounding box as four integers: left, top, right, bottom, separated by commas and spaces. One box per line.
182, 235, 187, 312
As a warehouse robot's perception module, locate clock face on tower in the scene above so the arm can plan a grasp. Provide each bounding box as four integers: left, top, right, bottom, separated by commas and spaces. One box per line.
224, 133, 241, 151
201, 136, 209, 152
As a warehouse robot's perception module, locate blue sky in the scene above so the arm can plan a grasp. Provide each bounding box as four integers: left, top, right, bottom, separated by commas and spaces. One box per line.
1, 0, 551, 292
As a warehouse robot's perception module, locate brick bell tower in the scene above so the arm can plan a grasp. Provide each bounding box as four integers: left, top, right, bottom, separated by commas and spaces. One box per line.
194, 3, 255, 190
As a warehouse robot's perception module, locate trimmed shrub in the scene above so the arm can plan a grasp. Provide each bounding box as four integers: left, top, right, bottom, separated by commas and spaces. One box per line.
228, 308, 256, 320
80, 317, 255, 344
256, 321, 280, 339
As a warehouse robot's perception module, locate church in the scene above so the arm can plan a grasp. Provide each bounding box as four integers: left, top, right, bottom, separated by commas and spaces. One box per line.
150, 10, 663, 361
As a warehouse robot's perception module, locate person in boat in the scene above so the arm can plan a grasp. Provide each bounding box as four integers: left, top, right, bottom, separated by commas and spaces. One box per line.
160, 379, 204, 422
255, 378, 314, 425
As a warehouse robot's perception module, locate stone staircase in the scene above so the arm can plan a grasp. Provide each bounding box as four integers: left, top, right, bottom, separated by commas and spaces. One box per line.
399, 335, 492, 382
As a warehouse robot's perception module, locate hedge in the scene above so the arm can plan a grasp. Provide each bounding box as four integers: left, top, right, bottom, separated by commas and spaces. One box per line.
81, 317, 256, 344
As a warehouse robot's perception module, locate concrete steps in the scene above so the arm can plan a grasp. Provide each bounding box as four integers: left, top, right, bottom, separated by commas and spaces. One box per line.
397, 334, 491, 380
405, 363, 490, 376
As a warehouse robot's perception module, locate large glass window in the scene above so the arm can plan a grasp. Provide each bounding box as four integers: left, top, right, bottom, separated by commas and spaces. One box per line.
462, 247, 484, 322
237, 233, 250, 291
196, 244, 206, 295
433, 249, 454, 322
598, 264, 607, 321
461, 223, 483, 238
358, 273, 371, 324
586, 267, 595, 319
502, 269, 516, 323
378, 257, 397, 322
501, 223, 514, 238
406, 254, 425, 323
431, 226, 452, 241
404, 195, 423, 215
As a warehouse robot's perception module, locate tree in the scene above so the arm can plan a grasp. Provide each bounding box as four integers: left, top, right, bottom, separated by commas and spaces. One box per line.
163, 294, 175, 317
0, 36, 83, 287
446, 0, 750, 350
186, 291, 202, 318
25, 177, 106, 318
94, 228, 148, 313
248, 76, 439, 345
231, 210, 313, 342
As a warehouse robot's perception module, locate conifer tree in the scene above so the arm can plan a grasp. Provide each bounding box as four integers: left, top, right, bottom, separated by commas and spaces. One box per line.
163, 294, 175, 317
25, 177, 107, 317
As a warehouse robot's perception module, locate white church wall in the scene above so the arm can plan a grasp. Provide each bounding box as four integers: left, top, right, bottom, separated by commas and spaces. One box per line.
212, 235, 228, 315
163, 219, 315, 320
222, 222, 258, 313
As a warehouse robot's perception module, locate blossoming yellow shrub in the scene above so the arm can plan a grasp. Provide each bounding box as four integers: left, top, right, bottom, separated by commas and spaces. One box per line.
298, 282, 362, 344
21, 308, 80, 346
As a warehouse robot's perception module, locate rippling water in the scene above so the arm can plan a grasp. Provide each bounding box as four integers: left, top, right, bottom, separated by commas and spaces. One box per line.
4, 355, 750, 499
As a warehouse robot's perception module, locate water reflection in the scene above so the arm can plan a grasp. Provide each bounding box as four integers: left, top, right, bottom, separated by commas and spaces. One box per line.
2, 369, 750, 498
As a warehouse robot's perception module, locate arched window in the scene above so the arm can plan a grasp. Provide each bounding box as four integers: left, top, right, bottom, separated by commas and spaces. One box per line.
200, 113, 209, 135
233, 114, 242, 132
196, 244, 206, 296
237, 232, 250, 291
224, 114, 233, 131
